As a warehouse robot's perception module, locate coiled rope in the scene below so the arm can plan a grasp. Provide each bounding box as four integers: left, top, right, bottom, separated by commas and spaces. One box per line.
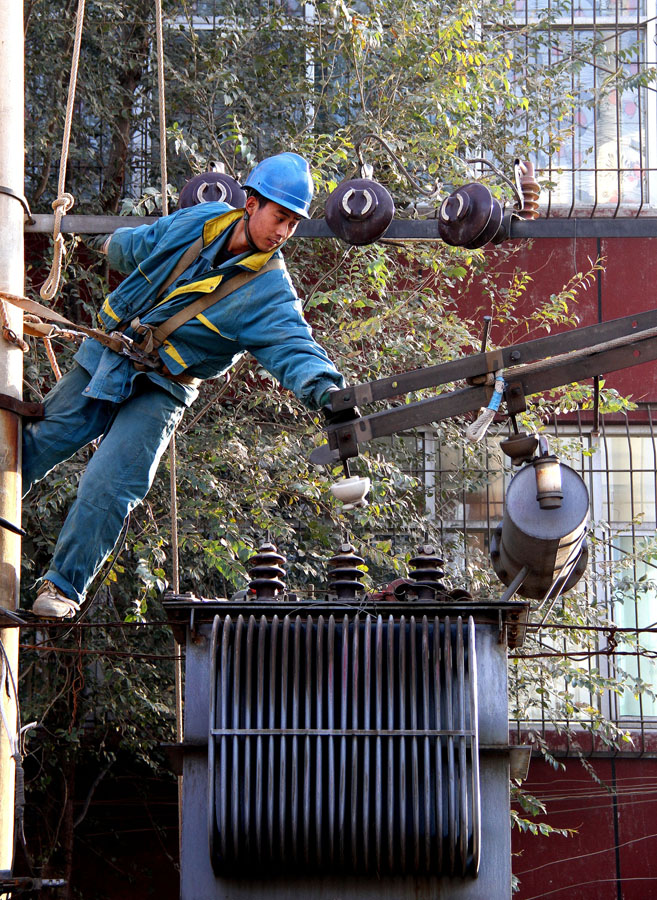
40, 0, 86, 303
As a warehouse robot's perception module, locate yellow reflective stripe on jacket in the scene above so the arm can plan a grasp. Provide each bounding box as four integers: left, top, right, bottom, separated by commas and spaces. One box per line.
157, 273, 224, 307
102, 297, 121, 322
138, 263, 152, 283
195, 313, 222, 335
202, 209, 243, 245
162, 340, 186, 367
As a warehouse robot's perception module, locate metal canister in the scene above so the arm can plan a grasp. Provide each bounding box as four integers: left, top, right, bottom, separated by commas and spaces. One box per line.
490, 461, 589, 599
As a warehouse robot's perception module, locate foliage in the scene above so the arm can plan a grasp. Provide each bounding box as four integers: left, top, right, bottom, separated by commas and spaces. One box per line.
19, 0, 654, 894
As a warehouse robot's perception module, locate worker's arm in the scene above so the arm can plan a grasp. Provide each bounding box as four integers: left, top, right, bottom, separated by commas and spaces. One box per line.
238, 280, 345, 410
105, 210, 186, 274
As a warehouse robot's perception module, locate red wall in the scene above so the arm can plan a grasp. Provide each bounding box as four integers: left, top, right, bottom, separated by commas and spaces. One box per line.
512, 756, 657, 900
461, 237, 657, 404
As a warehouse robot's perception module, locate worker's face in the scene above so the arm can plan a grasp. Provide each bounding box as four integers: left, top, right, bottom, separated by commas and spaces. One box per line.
246, 196, 302, 251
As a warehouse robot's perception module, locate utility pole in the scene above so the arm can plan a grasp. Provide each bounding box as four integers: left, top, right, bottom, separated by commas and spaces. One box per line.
0, 0, 25, 885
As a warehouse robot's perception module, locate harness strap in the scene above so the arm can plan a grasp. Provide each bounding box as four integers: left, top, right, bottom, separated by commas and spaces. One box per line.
133, 257, 285, 353
156, 236, 204, 299
0, 292, 130, 355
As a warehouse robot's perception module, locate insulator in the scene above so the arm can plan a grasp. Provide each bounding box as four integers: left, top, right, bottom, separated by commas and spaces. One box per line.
438, 183, 504, 249
325, 178, 395, 245
327, 542, 366, 600
408, 544, 448, 600
247, 541, 287, 600
517, 160, 540, 220
178, 171, 246, 209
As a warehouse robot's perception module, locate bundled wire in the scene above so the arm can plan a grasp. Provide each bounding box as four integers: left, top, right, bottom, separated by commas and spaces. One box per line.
465, 369, 505, 442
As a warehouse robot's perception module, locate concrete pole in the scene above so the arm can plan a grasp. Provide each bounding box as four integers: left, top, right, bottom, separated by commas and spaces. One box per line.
0, 0, 24, 882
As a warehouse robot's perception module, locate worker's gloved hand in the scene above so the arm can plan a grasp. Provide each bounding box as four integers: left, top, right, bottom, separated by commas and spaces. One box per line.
84, 233, 111, 254
320, 386, 361, 426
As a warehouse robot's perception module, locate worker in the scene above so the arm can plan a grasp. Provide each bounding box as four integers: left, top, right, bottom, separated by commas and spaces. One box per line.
23, 152, 355, 619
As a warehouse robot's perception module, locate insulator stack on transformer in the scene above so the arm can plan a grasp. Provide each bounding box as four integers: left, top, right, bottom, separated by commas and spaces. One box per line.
327, 542, 366, 600
247, 541, 286, 599
517, 160, 540, 220
406, 544, 449, 600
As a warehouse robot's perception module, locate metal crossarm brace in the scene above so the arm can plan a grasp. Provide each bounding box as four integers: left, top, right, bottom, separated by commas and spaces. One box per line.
315, 310, 657, 463
328, 306, 657, 411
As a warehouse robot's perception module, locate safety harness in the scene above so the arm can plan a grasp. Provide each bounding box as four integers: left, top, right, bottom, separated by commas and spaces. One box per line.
4, 255, 284, 386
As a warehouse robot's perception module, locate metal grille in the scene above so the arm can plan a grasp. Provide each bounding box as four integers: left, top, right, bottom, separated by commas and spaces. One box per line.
512, 0, 656, 215
208, 612, 480, 877
424, 404, 657, 751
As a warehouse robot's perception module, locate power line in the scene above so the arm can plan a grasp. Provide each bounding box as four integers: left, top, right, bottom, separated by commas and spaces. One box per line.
19, 644, 180, 662
515, 829, 657, 877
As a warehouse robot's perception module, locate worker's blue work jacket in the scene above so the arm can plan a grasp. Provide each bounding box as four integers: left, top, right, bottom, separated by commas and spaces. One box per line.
77, 202, 343, 408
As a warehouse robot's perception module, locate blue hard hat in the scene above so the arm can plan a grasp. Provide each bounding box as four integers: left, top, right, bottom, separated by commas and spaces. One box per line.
244, 152, 314, 218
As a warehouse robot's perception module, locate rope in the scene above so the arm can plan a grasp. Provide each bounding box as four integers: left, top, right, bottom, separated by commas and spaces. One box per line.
155, 0, 169, 218
40, 0, 86, 302
154, 0, 183, 852
466, 369, 505, 442
44, 337, 62, 380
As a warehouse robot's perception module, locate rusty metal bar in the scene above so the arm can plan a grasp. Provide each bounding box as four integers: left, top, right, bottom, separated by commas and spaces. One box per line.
24, 213, 657, 238
350, 613, 360, 869
469, 616, 481, 875
386, 613, 395, 872
410, 615, 420, 872
327, 615, 336, 864
291, 616, 301, 863
338, 613, 348, 867
279, 616, 289, 862
399, 613, 407, 871
434, 616, 443, 874
315, 615, 324, 866
219, 616, 231, 862
362, 614, 372, 870
375, 615, 383, 873
267, 615, 278, 860
255, 615, 266, 859
444, 615, 455, 875
231, 615, 243, 860
422, 616, 431, 873
244, 615, 255, 858
457, 617, 468, 875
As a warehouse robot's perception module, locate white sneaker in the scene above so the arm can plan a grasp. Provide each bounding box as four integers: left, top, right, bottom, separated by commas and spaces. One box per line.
32, 581, 80, 619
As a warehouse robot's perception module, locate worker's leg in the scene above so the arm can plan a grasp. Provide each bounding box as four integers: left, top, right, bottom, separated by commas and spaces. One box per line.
22, 363, 114, 491
41, 379, 185, 604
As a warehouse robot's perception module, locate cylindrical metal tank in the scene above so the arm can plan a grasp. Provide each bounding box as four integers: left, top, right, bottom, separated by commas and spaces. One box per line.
490, 461, 589, 599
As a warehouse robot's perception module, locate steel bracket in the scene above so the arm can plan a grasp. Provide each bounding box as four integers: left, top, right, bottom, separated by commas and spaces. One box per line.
504, 380, 527, 416
466, 349, 504, 385
0, 392, 44, 419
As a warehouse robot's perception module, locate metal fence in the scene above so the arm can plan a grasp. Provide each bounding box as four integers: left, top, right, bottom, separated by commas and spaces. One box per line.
512, 0, 657, 215
422, 407, 657, 752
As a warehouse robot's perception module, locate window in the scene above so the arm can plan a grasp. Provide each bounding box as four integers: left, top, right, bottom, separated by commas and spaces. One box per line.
511, 0, 656, 214
425, 408, 657, 744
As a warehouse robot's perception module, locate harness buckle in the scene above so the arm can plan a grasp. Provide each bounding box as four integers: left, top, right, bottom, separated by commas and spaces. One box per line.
130, 317, 156, 354
107, 331, 162, 371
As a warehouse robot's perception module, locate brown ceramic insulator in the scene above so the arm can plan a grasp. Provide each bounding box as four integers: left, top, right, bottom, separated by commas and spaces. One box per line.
327, 542, 366, 600
407, 544, 449, 600
517, 160, 540, 220
247, 541, 287, 599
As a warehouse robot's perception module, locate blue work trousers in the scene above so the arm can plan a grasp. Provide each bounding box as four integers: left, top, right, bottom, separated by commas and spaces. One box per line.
22, 364, 185, 604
